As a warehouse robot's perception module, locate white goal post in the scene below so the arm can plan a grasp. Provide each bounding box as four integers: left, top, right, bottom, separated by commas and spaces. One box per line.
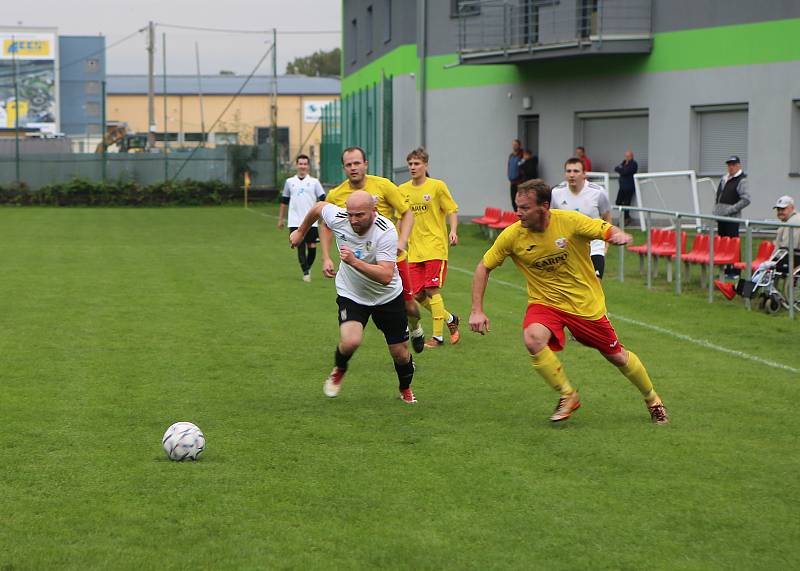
633, 170, 702, 231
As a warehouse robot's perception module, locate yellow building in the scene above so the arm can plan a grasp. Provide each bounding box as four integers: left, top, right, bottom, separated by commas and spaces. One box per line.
107, 74, 339, 164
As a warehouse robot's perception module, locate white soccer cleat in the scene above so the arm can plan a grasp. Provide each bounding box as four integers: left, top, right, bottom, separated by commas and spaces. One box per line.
323, 367, 345, 397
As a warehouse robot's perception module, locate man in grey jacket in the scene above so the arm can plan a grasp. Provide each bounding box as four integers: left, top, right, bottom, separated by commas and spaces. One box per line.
714, 155, 750, 278
714, 155, 750, 238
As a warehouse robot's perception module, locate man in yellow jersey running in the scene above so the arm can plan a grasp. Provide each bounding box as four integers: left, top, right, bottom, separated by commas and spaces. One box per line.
399, 147, 461, 348
321, 147, 425, 353
469, 179, 669, 424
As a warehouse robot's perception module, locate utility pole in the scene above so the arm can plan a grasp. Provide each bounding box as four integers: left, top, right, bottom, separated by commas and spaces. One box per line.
195, 42, 206, 144
271, 28, 278, 190
147, 21, 156, 150
12, 35, 20, 185
163, 32, 168, 181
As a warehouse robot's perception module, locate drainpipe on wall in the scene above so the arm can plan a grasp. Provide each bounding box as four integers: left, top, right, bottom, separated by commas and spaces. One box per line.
418, 0, 427, 148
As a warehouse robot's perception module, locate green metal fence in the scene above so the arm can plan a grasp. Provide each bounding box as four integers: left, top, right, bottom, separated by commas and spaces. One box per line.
0, 144, 275, 190
320, 75, 393, 186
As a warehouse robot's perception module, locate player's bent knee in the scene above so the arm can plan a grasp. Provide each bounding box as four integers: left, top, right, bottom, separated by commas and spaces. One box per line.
523, 324, 550, 354
388, 342, 410, 363
604, 348, 628, 366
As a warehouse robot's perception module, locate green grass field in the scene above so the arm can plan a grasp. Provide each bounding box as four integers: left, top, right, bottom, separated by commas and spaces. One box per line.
1, 205, 798, 570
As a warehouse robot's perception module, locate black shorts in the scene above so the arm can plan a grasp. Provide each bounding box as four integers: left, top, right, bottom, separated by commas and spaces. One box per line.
289, 226, 319, 244
336, 294, 409, 345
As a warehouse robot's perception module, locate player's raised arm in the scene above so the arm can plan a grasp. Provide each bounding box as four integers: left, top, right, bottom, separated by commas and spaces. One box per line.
290, 202, 326, 248
469, 261, 492, 335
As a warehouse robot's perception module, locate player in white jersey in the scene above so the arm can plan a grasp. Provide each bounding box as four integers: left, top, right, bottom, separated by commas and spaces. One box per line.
552, 157, 612, 278
278, 154, 326, 282
289, 190, 417, 404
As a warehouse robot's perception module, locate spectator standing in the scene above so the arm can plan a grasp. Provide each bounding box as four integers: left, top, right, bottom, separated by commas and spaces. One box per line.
507, 139, 524, 210
714, 155, 750, 278
520, 149, 539, 182
614, 150, 638, 226
575, 146, 592, 173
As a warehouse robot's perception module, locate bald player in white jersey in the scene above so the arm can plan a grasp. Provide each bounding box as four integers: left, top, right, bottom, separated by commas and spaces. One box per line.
289, 190, 418, 404
552, 157, 612, 278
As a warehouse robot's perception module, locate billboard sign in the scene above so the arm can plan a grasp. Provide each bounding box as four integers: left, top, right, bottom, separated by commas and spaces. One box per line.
304, 101, 330, 123
0, 31, 57, 133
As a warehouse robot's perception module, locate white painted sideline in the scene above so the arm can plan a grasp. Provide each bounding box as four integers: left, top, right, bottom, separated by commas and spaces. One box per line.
251, 207, 798, 374
447, 267, 799, 374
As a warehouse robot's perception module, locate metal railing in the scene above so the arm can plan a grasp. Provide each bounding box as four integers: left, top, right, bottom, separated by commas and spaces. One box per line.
615, 205, 797, 319
458, 0, 652, 56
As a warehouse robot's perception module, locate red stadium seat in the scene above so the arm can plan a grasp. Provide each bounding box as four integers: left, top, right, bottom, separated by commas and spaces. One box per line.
471, 207, 502, 226
652, 231, 688, 257
627, 228, 665, 255
682, 234, 710, 264
488, 211, 518, 230
712, 237, 740, 266
734, 240, 775, 271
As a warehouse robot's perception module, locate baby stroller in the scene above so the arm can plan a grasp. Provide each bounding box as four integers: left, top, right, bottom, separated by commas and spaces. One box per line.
732, 248, 800, 313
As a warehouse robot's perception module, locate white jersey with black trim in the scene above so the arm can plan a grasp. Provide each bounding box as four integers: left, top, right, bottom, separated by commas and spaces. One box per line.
552, 180, 612, 257
282, 175, 326, 227
320, 203, 402, 306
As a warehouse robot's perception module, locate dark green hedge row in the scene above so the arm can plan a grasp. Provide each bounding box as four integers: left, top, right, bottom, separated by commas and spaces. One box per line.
0, 179, 238, 206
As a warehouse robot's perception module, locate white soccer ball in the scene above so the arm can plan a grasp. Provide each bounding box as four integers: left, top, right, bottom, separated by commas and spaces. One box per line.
162, 421, 205, 461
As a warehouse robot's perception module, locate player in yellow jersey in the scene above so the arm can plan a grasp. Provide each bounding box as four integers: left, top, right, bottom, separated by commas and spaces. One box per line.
469, 179, 669, 424
321, 147, 426, 353
399, 147, 461, 348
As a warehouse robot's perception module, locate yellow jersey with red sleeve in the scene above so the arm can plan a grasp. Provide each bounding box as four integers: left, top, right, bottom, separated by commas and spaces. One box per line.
399, 177, 459, 263
482, 209, 612, 320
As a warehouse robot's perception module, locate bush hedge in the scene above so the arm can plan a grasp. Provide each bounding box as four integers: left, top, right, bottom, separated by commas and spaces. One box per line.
0, 179, 238, 206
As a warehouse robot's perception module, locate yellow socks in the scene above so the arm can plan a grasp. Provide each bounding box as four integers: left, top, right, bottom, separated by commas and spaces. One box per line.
618, 351, 659, 403
530, 347, 574, 395
429, 294, 446, 339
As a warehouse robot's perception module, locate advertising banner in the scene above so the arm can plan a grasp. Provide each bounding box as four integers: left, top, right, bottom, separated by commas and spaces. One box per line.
0, 32, 57, 133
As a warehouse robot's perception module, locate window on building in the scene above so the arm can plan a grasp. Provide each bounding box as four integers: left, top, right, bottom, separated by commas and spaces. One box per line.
155, 132, 179, 142
86, 123, 102, 136
183, 132, 209, 142
451, 0, 480, 17
214, 132, 239, 145
85, 81, 101, 95
366, 5, 374, 55
694, 104, 748, 176
575, 110, 649, 174
350, 18, 358, 63
383, 0, 392, 43
791, 100, 800, 176
255, 126, 289, 146
85, 58, 100, 73
85, 102, 100, 117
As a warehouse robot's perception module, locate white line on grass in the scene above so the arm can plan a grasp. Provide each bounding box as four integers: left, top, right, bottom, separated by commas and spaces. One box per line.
447, 265, 799, 374
251, 208, 798, 374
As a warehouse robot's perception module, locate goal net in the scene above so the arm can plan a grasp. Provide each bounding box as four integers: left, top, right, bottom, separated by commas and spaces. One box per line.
633, 171, 702, 230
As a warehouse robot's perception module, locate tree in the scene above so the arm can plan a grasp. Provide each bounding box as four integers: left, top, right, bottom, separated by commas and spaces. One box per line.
285, 48, 341, 77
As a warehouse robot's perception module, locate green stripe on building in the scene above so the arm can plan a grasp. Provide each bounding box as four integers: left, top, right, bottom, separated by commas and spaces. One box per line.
343, 18, 800, 95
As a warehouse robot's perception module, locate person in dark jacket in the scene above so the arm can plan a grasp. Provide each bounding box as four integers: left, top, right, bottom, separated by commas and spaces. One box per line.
714, 155, 751, 278
507, 139, 524, 210
614, 150, 638, 225
520, 149, 539, 181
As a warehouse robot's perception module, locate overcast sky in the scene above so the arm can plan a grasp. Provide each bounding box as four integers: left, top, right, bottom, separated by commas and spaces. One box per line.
5, 0, 342, 76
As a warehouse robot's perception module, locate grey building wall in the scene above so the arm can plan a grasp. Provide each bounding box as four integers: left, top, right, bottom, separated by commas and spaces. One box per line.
341, 1, 800, 218
59, 36, 106, 137
422, 60, 800, 220
343, 0, 417, 76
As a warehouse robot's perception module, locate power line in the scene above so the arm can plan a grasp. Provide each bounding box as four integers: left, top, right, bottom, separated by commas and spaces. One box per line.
170, 44, 274, 182
155, 22, 340, 35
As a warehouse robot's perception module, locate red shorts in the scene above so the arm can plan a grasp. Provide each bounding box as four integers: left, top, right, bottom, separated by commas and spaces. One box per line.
523, 304, 623, 355
397, 258, 413, 301
409, 260, 448, 295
